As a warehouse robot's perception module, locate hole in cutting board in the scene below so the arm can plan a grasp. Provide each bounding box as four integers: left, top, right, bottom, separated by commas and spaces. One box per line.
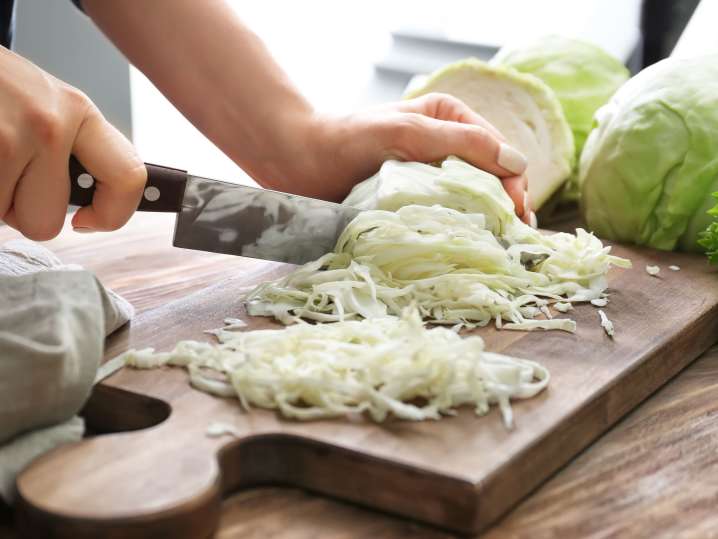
80, 384, 171, 435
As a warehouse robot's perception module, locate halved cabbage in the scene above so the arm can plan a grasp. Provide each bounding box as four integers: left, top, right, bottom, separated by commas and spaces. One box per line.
404, 59, 574, 209
492, 35, 629, 201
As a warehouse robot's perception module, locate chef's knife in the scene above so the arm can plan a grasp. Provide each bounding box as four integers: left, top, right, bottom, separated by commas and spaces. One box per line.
68, 156, 360, 265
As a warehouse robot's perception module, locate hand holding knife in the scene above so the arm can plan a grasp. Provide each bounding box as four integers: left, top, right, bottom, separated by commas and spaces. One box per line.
69, 156, 360, 265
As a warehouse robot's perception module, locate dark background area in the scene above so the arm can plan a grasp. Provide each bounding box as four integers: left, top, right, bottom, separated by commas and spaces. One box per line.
641, 0, 701, 66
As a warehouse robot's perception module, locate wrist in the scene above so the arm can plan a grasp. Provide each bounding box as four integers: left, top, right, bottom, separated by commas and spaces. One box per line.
222, 97, 317, 192
245, 110, 340, 199
236, 108, 381, 202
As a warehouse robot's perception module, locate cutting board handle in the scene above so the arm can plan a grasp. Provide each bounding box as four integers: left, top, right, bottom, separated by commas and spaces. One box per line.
14, 384, 474, 538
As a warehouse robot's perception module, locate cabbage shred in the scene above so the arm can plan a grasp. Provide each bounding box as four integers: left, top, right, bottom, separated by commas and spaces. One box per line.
121, 158, 629, 426
123, 310, 549, 427
247, 159, 630, 329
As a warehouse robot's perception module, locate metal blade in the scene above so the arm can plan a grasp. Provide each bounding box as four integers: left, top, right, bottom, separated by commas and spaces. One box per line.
173, 175, 360, 265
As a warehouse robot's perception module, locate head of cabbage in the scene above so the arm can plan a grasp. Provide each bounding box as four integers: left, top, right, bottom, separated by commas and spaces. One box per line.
580, 55, 718, 253
492, 35, 629, 201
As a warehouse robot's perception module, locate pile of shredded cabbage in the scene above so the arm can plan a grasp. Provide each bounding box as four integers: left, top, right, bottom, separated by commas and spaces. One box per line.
123, 309, 549, 427
247, 160, 630, 330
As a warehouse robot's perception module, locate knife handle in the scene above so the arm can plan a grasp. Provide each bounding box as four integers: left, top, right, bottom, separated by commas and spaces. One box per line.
68, 155, 188, 213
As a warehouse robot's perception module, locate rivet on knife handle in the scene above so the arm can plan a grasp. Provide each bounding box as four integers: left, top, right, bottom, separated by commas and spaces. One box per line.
68, 156, 189, 213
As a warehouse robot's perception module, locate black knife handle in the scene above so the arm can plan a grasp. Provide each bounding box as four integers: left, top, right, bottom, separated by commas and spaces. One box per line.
68, 155, 188, 213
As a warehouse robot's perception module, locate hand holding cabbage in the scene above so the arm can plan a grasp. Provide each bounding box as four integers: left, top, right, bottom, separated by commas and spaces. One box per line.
306, 93, 532, 223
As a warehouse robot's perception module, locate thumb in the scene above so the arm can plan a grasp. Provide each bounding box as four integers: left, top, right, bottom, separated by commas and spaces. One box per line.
70, 105, 146, 232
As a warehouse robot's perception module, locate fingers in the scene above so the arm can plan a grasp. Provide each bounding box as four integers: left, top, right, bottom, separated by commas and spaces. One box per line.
387, 112, 527, 179
70, 104, 146, 232
392, 93, 532, 222
0, 128, 32, 220
1, 101, 72, 240
10, 148, 72, 240
397, 98, 527, 179
501, 175, 526, 216
0, 46, 143, 240
399, 92, 506, 143
501, 174, 534, 223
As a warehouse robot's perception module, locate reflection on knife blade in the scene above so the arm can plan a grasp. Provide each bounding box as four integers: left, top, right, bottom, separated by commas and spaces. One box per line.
174, 177, 359, 264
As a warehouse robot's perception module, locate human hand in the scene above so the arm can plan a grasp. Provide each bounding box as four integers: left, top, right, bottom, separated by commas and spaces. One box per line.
276, 93, 532, 225
0, 47, 146, 240
78, 3, 529, 223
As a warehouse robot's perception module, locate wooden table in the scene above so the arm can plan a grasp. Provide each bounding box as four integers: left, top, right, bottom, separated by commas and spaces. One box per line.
2, 214, 718, 538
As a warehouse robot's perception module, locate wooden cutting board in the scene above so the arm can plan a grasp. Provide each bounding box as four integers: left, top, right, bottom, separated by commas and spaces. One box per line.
14, 244, 718, 538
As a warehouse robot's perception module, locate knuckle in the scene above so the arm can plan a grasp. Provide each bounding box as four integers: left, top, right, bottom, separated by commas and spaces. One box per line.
109, 160, 147, 198
464, 124, 491, 146
423, 91, 452, 104
423, 92, 463, 113
394, 113, 428, 138
127, 160, 149, 189
21, 219, 65, 241
385, 114, 428, 159
64, 85, 93, 113
0, 127, 19, 162
25, 105, 63, 146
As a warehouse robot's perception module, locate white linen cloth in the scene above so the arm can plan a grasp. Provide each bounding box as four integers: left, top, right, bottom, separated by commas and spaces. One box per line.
0, 240, 133, 502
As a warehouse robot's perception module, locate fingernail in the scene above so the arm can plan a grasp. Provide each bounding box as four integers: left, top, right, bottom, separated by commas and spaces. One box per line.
73, 227, 95, 234
529, 211, 538, 229
497, 143, 528, 175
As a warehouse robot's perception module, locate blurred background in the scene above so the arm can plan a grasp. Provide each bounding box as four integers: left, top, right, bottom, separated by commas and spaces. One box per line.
13, 0, 702, 184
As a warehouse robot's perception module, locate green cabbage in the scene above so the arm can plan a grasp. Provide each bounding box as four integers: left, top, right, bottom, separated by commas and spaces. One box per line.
580, 55, 718, 253
122, 308, 550, 427
248, 159, 630, 329
492, 35, 629, 200
404, 59, 574, 210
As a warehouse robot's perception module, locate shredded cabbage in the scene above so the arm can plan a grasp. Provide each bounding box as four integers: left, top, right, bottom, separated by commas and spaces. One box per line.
247, 159, 630, 329
598, 310, 614, 338
205, 421, 240, 438
122, 310, 549, 427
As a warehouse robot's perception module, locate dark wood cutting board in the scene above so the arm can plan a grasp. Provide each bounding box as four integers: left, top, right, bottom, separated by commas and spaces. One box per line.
14, 245, 718, 538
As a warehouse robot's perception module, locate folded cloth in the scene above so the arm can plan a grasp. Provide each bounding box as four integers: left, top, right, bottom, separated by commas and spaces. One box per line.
0, 239, 133, 502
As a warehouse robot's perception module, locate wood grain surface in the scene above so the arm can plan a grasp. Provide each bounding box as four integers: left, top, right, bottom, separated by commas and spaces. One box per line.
2, 215, 718, 538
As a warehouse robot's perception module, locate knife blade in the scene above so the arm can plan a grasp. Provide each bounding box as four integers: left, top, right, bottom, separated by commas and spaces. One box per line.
68, 156, 360, 265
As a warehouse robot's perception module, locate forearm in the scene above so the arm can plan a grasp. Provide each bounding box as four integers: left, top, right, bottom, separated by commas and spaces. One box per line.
80, 0, 530, 216
82, 0, 316, 192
